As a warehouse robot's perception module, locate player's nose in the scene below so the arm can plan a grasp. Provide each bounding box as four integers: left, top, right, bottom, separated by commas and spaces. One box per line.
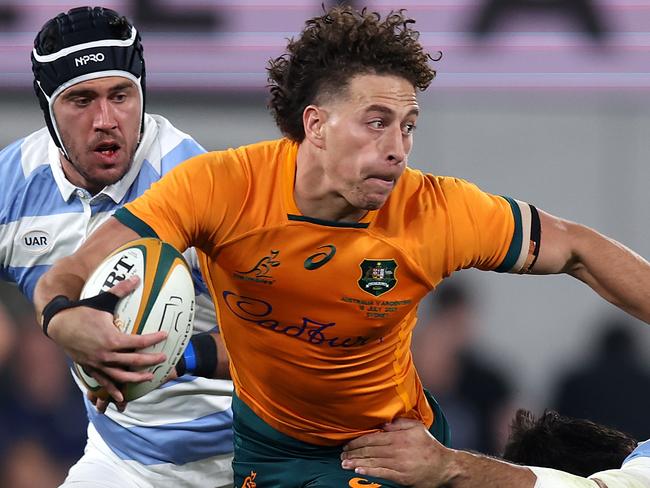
93, 98, 118, 131
383, 125, 407, 165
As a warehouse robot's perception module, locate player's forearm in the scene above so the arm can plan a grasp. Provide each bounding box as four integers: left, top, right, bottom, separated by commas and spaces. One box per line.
212, 332, 231, 380
566, 222, 650, 323
441, 450, 536, 488
176, 332, 231, 380
341, 419, 536, 488
35, 217, 140, 319
34, 256, 91, 319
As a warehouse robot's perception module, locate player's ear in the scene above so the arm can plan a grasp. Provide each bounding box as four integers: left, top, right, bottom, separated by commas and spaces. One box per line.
303, 105, 326, 149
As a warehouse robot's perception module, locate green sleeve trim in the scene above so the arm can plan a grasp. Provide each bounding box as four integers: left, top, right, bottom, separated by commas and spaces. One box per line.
113, 208, 159, 239
494, 196, 522, 273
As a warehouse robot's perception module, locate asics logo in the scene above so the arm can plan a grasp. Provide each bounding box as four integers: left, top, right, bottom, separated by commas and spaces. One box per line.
349, 478, 382, 488
304, 244, 336, 270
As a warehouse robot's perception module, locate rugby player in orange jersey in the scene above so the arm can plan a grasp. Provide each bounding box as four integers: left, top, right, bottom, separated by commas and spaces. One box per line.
34, 5, 650, 487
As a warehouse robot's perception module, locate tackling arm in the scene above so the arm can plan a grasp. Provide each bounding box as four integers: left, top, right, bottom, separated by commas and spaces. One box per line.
340, 419, 620, 487
530, 210, 650, 323
340, 418, 537, 488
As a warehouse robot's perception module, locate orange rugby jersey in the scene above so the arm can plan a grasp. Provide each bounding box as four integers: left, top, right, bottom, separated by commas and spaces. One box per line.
115, 138, 540, 445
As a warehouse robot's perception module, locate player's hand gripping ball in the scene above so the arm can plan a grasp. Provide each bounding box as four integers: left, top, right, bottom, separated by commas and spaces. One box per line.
73, 238, 195, 401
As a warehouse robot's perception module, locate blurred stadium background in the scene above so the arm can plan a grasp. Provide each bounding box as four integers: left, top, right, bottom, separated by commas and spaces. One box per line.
2, 0, 650, 485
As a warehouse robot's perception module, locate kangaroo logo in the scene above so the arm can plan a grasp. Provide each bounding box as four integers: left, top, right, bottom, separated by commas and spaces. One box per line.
234, 250, 280, 285
237, 250, 280, 278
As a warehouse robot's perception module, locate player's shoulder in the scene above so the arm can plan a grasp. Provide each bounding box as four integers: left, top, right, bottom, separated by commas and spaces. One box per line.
625, 440, 650, 463
220, 137, 293, 166
0, 128, 53, 197
144, 113, 206, 175
592, 452, 650, 488
161, 138, 291, 208
187, 137, 291, 176
396, 168, 480, 198
156, 137, 292, 186
384, 170, 502, 221
0, 128, 50, 172
149, 113, 198, 145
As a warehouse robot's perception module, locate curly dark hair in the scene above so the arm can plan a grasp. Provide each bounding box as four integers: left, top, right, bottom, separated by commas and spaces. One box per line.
503, 409, 637, 477
267, 6, 437, 142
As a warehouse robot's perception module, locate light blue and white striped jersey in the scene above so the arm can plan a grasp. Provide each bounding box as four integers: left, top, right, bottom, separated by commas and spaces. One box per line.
626, 440, 650, 463
0, 113, 233, 466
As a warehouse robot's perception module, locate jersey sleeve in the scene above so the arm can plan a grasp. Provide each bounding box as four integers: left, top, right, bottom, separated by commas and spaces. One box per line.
625, 440, 650, 464
114, 150, 246, 256
435, 177, 541, 274
529, 467, 600, 487
590, 461, 650, 488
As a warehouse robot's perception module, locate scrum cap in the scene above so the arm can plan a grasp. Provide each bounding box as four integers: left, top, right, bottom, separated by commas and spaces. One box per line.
31, 6, 145, 155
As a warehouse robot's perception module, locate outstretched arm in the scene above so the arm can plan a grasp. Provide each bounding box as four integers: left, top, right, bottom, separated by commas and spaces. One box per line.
341, 418, 536, 487
342, 419, 643, 487
341, 419, 636, 488
531, 210, 650, 323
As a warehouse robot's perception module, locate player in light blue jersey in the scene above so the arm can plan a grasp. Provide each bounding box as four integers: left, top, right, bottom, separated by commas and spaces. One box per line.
0, 7, 233, 487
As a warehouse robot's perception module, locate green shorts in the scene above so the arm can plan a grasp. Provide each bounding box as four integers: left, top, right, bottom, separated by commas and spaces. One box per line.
232, 391, 450, 488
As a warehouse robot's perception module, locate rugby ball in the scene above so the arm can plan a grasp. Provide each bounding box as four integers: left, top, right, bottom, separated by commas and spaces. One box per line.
73, 237, 195, 401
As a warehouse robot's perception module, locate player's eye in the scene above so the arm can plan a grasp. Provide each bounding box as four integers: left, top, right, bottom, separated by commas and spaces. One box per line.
74, 98, 91, 107
403, 123, 417, 135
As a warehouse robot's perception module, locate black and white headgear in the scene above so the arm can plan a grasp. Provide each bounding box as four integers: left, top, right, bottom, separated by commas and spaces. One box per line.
31, 6, 145, 159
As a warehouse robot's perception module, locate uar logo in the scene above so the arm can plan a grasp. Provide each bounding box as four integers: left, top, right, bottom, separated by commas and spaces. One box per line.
21, 229, 51, 254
